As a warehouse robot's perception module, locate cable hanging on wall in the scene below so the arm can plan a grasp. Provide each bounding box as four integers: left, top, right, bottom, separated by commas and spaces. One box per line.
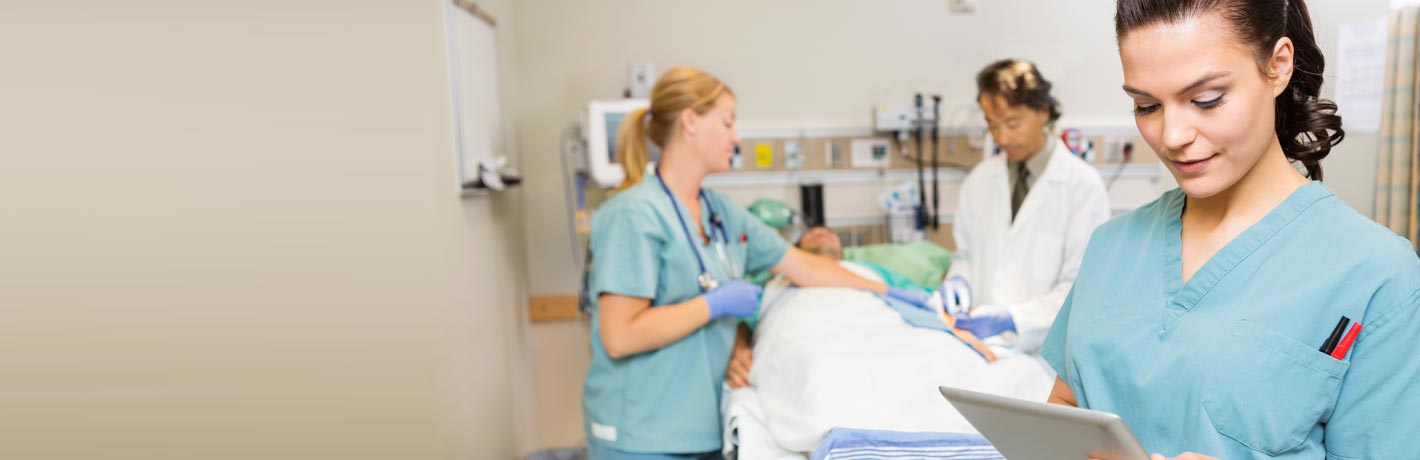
451, 0, 496, 26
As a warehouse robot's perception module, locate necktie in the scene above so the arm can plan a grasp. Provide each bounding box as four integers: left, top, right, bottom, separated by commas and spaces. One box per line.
1011, 162, 1029, 221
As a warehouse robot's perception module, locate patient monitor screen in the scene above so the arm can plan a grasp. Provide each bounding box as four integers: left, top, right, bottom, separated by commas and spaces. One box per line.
604, 113, 624, 163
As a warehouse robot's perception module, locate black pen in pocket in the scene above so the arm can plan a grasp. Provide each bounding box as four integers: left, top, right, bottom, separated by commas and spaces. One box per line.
1320, 316, 1351, 354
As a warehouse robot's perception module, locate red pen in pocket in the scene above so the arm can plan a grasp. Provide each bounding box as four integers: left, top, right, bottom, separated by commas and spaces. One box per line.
1330, 322, 1363, 360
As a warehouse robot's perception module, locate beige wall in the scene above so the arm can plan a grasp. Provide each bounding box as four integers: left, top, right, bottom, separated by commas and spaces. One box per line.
511, 0, 1395, 449
1, 0, 533, 459
528, 321, 592, 448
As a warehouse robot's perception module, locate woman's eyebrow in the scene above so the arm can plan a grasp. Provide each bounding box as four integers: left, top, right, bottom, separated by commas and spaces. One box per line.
1121, 71, 1231, 99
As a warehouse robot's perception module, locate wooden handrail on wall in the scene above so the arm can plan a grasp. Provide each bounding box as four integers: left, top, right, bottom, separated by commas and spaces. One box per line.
529, 295, 581, 322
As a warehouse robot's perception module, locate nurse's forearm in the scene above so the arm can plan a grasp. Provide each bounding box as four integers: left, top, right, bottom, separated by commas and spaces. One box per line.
774, 247, 889, 294
812, 263, 888, 294
1046, 377, 1078, 407
599, 295, 713, 359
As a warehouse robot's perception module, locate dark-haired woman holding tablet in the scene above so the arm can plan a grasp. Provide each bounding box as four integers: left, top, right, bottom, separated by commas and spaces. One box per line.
1041, 1, 1420, 459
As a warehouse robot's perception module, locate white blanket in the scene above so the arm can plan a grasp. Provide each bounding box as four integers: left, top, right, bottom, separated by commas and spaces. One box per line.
748, 264, 1055, 453
723, 387, 806, 460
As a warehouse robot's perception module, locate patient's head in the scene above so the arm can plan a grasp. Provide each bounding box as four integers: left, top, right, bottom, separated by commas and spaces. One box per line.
797, 226, 843, 260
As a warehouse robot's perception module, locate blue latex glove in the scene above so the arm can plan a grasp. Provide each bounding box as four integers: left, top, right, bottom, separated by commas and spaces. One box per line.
886, 286, 933, 311
954, 305, 1016, 339
935, 276, 972, 317
705, 280, 763, 320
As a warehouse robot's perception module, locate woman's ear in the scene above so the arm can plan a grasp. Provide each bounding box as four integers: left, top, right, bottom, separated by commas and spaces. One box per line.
678, 107, 699, 139
1267, 37, 1295, 97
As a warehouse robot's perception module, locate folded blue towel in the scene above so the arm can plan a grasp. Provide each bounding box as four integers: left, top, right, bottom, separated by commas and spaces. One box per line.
811, 427, 1003, 460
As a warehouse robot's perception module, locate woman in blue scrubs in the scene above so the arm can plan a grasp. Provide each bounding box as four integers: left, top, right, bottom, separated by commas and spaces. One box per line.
1041, 1, 1420, 459
582, 67, 930, 460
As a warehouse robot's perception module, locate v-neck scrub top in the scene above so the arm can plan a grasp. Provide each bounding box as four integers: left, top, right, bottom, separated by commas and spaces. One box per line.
1042, 183, 1420, 459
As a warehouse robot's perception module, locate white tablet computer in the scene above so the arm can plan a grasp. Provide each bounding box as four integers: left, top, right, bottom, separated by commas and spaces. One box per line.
939, 386, 1150, 460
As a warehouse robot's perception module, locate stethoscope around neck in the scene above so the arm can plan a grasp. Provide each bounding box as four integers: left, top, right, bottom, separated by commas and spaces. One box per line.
653, 167, 740, 292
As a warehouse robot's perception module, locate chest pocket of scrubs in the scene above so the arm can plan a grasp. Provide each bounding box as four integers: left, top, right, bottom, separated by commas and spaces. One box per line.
731, 236, 748, 275
1202, 319, 1349, 455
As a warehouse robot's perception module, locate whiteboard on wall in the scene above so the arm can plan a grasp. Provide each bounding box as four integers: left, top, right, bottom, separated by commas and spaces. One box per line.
444, 0, 501, 193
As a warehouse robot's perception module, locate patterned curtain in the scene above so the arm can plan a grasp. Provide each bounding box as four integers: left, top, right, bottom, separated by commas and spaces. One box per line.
1375, 7, 1420, 252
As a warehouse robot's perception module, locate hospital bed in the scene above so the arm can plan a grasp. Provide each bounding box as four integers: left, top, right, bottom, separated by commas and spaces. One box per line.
723, 262, 1055, 459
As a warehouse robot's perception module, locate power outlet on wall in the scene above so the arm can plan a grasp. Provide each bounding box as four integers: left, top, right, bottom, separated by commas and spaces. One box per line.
785, 140, 802, 170
627, 62, 656, 98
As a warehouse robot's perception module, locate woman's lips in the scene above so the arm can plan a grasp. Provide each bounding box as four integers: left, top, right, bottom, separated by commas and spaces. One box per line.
1173, 155, 1216, 174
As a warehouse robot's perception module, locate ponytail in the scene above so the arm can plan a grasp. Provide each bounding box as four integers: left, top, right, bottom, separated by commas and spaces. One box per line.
614, 108, 652, 192
1274, 0, 1344, 180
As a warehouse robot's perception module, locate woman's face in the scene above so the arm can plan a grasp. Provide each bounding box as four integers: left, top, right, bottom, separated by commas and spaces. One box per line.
683, 93, 740, 174
1119, 14, 1293, 199
980, 94, 1051, 163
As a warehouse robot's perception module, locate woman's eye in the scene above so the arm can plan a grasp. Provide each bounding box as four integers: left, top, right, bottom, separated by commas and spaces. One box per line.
1133, 104, 1160, 115
1194, 95, 1225, 109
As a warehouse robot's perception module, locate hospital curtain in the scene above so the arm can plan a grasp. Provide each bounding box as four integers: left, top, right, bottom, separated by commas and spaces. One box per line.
1375, 7, 1420, 252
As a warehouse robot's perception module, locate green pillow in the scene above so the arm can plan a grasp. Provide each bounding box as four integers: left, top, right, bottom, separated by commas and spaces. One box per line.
843, 241, 953, 288
747, 199, 795, 229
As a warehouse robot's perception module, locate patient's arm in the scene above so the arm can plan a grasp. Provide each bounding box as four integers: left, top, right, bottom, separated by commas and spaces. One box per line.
725, 323, 753, 389
943, 312, 998, 363
771, 247, 888, 294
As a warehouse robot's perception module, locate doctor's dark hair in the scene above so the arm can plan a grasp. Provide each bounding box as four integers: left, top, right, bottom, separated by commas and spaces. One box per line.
1116, 0, 1344, 180
975, 59, 1062, 124
614, 66, 734, 191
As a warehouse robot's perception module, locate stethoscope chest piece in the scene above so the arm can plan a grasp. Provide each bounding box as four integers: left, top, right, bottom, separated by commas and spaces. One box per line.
698, 272, 719, 292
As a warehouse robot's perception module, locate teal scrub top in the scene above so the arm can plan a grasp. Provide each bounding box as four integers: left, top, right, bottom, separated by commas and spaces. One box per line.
583, 175, 790, 454
1042, 183, 1420, 459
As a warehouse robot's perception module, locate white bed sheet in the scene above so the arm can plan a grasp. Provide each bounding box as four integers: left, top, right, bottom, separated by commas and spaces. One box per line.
747, 265, 1055, 453
723, 387, 807, 460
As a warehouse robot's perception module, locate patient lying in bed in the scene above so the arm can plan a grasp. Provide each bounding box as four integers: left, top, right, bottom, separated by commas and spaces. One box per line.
797, 227, 997, 361
723, 230, 1054, 454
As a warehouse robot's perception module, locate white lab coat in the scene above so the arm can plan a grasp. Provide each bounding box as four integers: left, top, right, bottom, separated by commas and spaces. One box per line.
947, 140, 1110, 354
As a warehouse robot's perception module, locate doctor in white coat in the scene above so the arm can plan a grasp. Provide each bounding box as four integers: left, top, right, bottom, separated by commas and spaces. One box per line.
943, 59, 1110, 354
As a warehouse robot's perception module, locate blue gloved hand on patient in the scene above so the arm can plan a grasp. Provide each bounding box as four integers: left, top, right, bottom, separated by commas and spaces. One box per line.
954, 305, 1016, 339
935, 276, 972, 317
885, 287, 934, 311
705, 280, 763, 319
